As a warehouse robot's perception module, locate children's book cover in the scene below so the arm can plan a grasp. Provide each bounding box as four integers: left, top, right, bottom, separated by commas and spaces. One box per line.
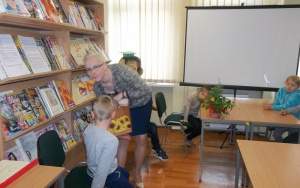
1, 0, 31, 17
4, 145, 24, 161
54, 79, 75, 110
70, 38, 98, 66
1, 90, 22, 138
54, 119, 76, 151
24, 88, 48, 122
73, 104, 94, 133
72, 74, 95, 105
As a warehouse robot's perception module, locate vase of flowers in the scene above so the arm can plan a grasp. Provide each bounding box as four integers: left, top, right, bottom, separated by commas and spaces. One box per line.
201, 84, 235, 118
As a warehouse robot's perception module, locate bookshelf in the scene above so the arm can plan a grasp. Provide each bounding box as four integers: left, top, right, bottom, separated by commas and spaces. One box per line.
0, 0, 106, 169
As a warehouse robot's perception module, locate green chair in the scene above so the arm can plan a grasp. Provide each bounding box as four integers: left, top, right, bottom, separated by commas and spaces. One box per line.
37, 130, 91, 188
155, 92, 191, 157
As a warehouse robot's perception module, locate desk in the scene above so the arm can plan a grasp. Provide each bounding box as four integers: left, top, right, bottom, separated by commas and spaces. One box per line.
237, 98, 300, 142
235, 140, 300, 188
199, 99, 250, 181
7, 165, 65, 188
199, 98, 300, 181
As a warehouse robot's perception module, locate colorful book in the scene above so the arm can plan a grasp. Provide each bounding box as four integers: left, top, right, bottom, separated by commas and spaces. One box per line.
13, 36, 33, 74
91, 40, 111, 63
1, 0, 31, 17
15, 131, 37, 162
5, 91, 33, 131
46, 36, 71, 69
73, 104, 94, 132
34, 124, 54, 139
1, 90, 22, 138
24, 88, 48, 122
76, 3, 92, 29
40, 37, 60, 70
4, 146, 24, 161
34, 87, 51, 118
54, 119, 76, 151
54, 79, 75, 110
52, 0, 67, 23
22, 0, 45, 19
70, 37, 98, 67
72, 74, 95, 105
67, 1, 84, 28
38, 0, 61, 23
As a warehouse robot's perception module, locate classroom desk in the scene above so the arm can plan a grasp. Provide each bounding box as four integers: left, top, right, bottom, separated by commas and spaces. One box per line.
235, 140, 300, 188
199, 99, 250, 181
237, 98, 300, 142
7, 165, 65, 188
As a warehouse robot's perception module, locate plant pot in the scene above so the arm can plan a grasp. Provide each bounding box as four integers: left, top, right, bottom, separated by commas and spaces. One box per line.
209, 106, 221, 118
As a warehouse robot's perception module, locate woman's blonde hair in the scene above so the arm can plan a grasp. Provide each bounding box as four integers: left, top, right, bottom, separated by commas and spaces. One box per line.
92, 96, 114, 121
286, 75, 300, 88
198, 85, 211, 92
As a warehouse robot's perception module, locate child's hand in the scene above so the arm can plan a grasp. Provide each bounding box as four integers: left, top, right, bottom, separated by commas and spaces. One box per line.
263, 103, 273, 110
180, 120, 188, 123
280, 109, 287, 115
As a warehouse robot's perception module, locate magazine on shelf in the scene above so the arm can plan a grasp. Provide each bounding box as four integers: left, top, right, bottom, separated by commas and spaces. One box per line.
33, 87, 51, 118
5, 91, 37, 131
52, 0, 68, 23
35, 39, 53, 71
17, 35, 51, 73
91, 40, 111, 63
38, 85, 65, 117
67, 1, 84, 28
1, 90, 22, 138
76, 3, 92, 29
46, 36, 72, 69
22, 0, 45, 19
73, 104, 94, 133
24, 88, 48, 122
39, 37, 60, 70
0, 34, 31, 78
34, 124, 54, 139
13, 36, 33, 73
15, 131, 37, 162
1, 0, 31, 17
4, 145, 24, 161
72, 74, 95, 105
38, 0, 62, 23
54, 119, 76, 151
54, 79, 75, 110
48, 80, 65, 111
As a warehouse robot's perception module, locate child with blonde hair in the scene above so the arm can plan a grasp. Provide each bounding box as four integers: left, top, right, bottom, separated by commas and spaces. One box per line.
84, 96, 134, 188
264, 75, 300, 142
181, 86, 210, 147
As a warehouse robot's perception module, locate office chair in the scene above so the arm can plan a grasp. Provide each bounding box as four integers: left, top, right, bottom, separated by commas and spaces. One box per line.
155, 92, 191, 157
37, 130, 91, 188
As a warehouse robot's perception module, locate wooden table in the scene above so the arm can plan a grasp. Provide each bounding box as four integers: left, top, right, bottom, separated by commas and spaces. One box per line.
199, 98, 300, 181
7, 165, 65, 188
237, 98, 300, 142
235, 140, 300, 188
199, 99, 250, 181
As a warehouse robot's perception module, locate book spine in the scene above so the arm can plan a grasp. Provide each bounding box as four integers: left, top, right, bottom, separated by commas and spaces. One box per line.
34, 87, 51, 118
13, 37, 33, 73
40, 37, 59, 70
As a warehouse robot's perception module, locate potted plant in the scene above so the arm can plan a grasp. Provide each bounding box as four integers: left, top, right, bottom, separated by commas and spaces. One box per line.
200, 85, 235, 118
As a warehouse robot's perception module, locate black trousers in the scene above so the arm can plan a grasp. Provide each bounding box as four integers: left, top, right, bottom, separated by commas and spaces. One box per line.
184, 115, 202, 140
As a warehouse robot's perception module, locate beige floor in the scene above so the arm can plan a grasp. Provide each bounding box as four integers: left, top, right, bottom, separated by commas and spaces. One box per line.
125, 128, 264, 188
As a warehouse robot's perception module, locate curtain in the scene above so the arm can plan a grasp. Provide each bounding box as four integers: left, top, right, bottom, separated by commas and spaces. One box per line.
107, 0, 283, 83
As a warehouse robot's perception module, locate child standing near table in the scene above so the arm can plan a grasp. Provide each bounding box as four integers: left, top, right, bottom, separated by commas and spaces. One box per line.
180, 86, 210, 147
264, 75, 300, 142
84, 96, 134, 188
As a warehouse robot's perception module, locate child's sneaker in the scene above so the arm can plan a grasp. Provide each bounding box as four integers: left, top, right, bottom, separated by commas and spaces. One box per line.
153, 148, 169, 161
184, 137, 196, 147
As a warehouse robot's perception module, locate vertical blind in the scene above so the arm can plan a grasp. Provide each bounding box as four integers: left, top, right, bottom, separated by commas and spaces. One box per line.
107, 0, 283, 83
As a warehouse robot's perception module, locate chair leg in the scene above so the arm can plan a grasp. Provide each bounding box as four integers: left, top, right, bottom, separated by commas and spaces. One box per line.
160, 126, 167, 145
265, 128, 269, 141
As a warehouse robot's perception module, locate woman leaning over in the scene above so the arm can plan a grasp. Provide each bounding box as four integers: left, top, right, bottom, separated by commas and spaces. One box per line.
84, 53, 152, 188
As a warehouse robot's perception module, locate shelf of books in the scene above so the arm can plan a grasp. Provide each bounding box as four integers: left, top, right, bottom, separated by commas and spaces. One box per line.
0, 0, 109, 169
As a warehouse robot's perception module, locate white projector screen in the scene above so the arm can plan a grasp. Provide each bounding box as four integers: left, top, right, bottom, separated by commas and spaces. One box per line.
183, 5, 300, 90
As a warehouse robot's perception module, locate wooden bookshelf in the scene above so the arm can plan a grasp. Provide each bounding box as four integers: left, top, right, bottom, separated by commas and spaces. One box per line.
0, 0, 106, 168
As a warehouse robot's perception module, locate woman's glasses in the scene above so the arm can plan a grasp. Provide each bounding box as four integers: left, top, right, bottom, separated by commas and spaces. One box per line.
85, 64, 104, 73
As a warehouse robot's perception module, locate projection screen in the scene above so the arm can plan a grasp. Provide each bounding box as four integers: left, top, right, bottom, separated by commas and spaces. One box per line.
183, 5, 300, 90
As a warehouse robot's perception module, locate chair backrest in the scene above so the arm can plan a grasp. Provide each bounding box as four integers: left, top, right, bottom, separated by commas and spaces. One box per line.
155, 92, 167, 118
37, 130, 65, 167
